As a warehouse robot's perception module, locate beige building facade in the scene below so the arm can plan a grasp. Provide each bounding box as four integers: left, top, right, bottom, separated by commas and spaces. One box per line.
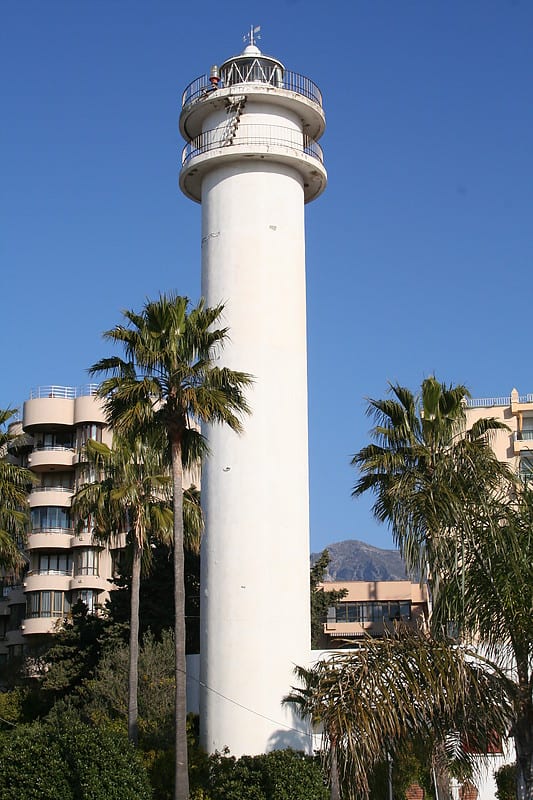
0, 386, 122, 666
465, 388, 533, 479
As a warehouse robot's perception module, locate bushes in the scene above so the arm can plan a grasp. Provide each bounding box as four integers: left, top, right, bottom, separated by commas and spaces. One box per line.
495, 763, 516, 800
0, 711, 152, 800
193, 749, 328, 800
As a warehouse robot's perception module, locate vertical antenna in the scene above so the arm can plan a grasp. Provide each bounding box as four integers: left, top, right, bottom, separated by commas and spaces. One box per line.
243, 25, 261, 48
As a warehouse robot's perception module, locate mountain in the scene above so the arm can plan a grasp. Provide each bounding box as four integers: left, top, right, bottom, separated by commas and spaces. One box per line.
311, 539, 409, 582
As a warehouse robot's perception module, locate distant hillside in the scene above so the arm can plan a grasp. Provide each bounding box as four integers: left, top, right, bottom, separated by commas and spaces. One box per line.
311, 539, 409, 581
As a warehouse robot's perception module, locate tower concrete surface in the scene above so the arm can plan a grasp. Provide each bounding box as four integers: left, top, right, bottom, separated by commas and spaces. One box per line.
179, 32, 326, 756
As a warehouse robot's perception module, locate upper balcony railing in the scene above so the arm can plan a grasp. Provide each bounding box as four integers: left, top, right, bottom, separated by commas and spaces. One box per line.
29, 385, 99, 400
466, 394, 533, 408
182, 124, 323, 167
182, 68, 323, 110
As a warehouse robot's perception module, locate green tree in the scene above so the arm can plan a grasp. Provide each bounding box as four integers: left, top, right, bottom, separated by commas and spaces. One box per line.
0, 408, 34, 570
85, 629, 176, 751
431, 487, 533, 800
284, 630, 512, 800
351, 377, 532, 799
90, 294, 252, 800
351, 377, 509, 588
310, 550, 347, 649
72, 432, 174, 745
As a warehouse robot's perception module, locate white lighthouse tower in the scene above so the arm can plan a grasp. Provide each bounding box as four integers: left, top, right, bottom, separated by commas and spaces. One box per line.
179, 29, 326, 756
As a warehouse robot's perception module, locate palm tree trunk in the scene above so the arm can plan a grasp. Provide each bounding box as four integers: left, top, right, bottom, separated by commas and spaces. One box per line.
128, 535, 141, 746
330, 737, 341, 800
172, 436, 189, 800
514, 715, 533, 800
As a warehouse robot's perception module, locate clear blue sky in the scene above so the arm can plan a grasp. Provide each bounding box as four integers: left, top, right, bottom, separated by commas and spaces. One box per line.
2, 1, 532, 553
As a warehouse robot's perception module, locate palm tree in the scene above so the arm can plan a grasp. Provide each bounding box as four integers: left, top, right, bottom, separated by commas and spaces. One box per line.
431, 486, 533, 800
0, 408, 34, 571
72, 431, 174, 745
284, 631, 512, 800
351, 377, 509, 585
89, 294, 252, 800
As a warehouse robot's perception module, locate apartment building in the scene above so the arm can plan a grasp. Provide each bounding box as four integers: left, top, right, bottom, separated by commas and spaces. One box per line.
0, 385, 122, 665
465, 387, 533, 479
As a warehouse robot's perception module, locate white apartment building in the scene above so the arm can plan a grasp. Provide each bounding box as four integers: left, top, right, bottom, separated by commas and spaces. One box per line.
0, 385, 122, 666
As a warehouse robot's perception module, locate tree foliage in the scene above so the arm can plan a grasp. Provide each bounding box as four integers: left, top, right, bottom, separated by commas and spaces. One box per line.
0, 407, 34, 570
310, 550, 347, 649
349, 377, 532, 800
285, 628, 512, 799
0, 710, 152, 800
194, 749, 327, 800
90, 294, 252, 800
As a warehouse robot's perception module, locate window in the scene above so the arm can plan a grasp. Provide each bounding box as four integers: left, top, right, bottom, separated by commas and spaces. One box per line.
75, 549, 99, 576
73, 590, 99, 613
75, 423, 103, 452
31, 506, 71, 531
38, 471, 73, 490
8, 603, 25, 630
26, 591, 70, 619
37, 553, 71, 575
334, 600, 412, 624
34, 431, 73, 450
520, 456, 533, 483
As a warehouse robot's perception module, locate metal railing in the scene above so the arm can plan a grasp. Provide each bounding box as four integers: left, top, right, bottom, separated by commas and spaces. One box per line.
182, 123, 323, 167
516, 431, 533, 441
466, 394, 533, 408
32, 445, 74, 452
27, 569, 72, 577
465, 396, 511, 408
31, 485, 73, 493
182, 68, 323, 109
29, 384, 99, 400
30, 527, 74, 535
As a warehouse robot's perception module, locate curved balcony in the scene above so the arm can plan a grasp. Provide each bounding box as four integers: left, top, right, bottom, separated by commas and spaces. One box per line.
28, 446, 75, 471
180, 63, 325, 143
70, 531, 102, 548
74, 394, 106, 425
180, 123, 327, 204
70, 574, 112, 592
26, 530, 73, 550
182, 68, 323, 111
29, 487, 73, 508
24, 573, 71, 593
183, 124, 323, 167
21, 617, 58, 636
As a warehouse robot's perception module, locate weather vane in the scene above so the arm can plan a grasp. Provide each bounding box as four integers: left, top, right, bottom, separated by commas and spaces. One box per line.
243, 25, 261, 48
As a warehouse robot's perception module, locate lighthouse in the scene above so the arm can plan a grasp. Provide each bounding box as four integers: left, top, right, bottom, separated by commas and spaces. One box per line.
179, 29, 327, 756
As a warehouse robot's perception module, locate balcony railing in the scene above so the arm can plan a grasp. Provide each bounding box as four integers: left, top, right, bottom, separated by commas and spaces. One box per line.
31, 485, 73, 493
29, 385, 99, 400
182, 124, 323, 167
466, 394, 533, 408
30, 527, 74, 535
465, 396, 511, 408
516, 431, 533, 441
27, 569, 72, 577
32, 445, 74, 452
182, 69, 322, 110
